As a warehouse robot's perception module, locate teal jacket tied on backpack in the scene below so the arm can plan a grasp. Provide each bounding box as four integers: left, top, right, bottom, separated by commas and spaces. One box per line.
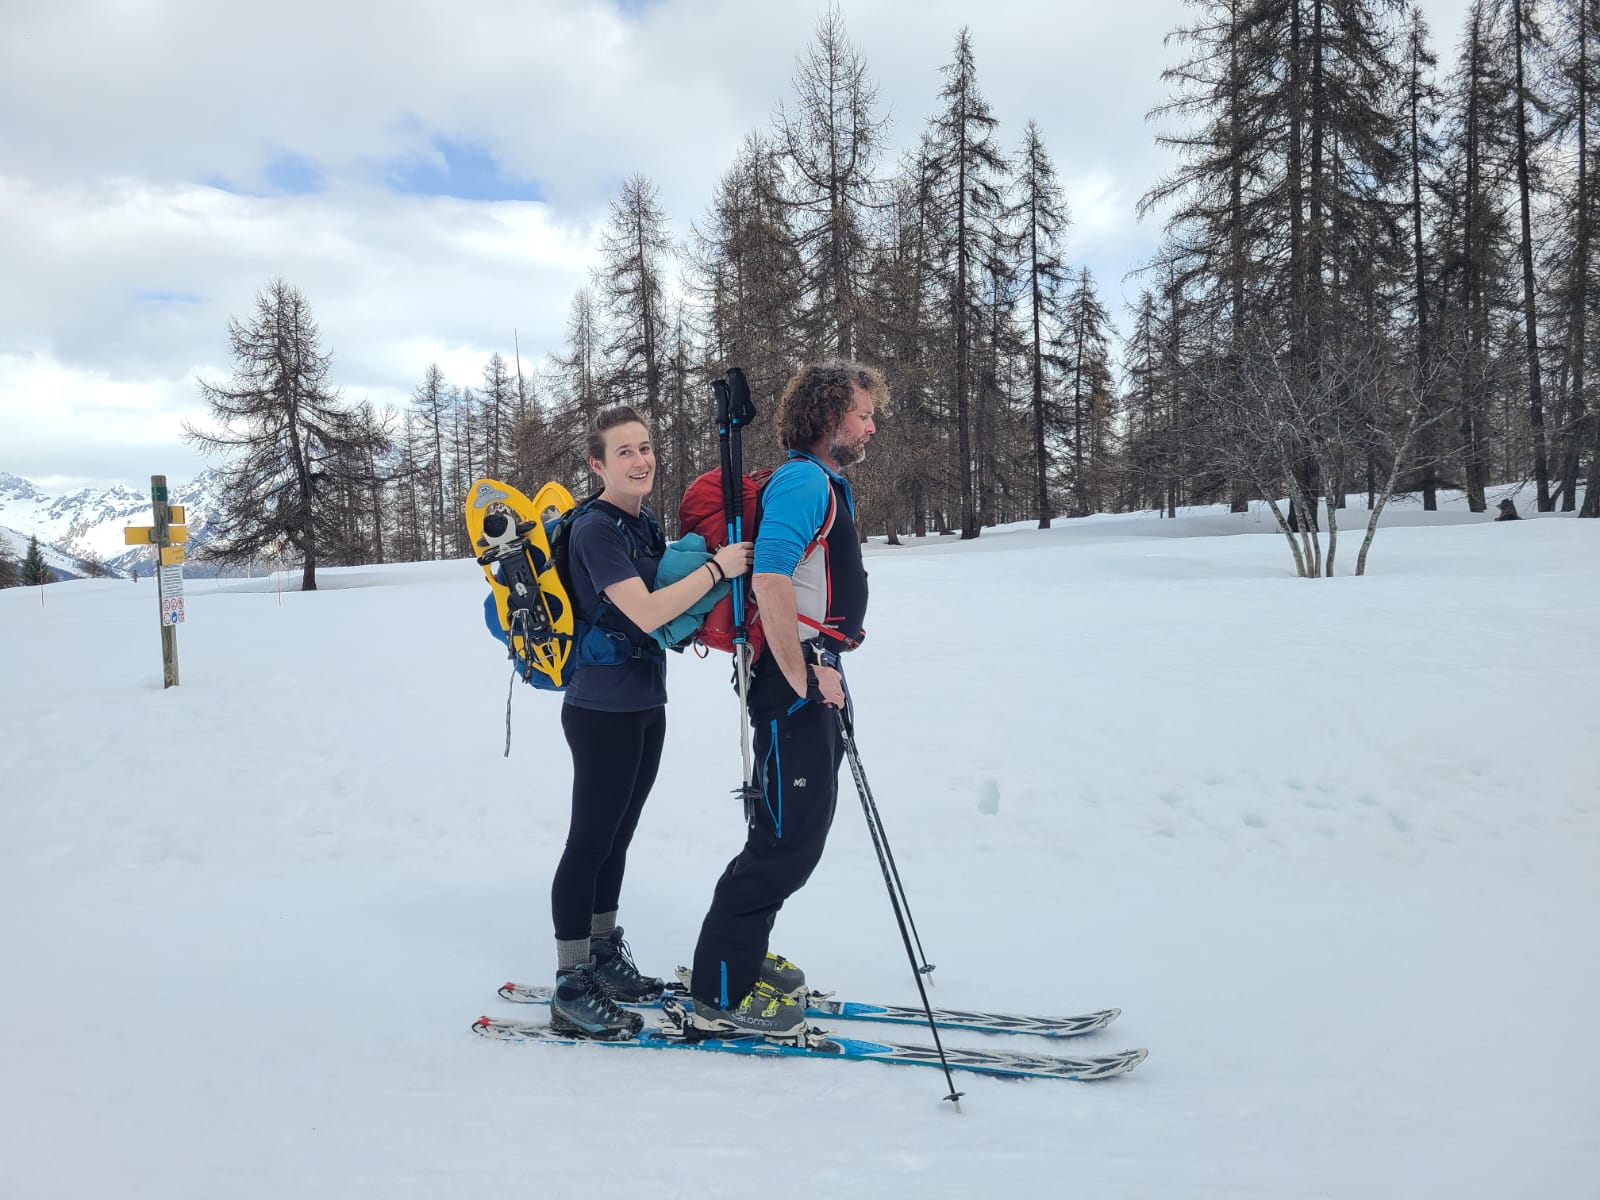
649, 532, 729, 651
484, 529, 727, 667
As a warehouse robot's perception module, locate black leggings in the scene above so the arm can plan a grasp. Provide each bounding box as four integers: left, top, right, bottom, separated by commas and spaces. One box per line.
552, 704, 666, 942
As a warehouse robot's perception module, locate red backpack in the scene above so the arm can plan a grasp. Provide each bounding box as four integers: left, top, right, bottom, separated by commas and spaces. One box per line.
678, 466, 772, 657
678, 460, 842, 659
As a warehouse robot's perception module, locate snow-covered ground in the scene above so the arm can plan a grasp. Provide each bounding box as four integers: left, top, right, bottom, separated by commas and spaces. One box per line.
2, 496, 1596, 1199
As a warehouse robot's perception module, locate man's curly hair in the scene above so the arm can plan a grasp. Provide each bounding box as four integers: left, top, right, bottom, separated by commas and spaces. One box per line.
774, 360, 889, 451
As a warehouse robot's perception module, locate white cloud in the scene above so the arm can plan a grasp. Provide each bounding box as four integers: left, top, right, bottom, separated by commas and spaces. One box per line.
0, 177, 598, 483
0, 0, 1485, 488
0, 350, 213, 488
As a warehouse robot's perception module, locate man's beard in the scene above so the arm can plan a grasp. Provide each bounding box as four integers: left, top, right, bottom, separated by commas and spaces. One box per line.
829, 434, 868, 467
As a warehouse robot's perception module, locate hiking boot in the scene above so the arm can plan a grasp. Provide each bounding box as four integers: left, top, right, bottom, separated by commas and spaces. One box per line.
550, 963, 644, 1040
686, 980, 806, 1039
589, 927, 665, 1002
760, 950, 806, 997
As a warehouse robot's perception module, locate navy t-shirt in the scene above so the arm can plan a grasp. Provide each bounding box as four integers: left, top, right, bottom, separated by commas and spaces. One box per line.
563, 503, 667, 713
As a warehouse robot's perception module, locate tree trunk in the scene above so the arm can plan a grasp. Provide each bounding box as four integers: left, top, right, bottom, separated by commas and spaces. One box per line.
1569, 10, 1592, 514
1511, 0, 1553, 510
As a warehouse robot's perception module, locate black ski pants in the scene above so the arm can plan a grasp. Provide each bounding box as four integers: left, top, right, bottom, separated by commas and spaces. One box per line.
552, 704, 666, 942
691, 696, 843, 1008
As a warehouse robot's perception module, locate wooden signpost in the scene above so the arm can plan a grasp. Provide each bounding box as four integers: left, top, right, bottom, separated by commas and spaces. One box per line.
125, 475, 184, 687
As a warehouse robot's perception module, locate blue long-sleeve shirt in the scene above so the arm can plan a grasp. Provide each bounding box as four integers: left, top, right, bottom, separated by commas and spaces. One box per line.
753, 452, 855, 576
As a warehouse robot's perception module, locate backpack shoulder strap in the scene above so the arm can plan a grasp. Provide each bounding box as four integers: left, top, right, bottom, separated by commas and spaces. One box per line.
581, 498, 663, 561
816, 485, 837, 543
769, 453, 840, 542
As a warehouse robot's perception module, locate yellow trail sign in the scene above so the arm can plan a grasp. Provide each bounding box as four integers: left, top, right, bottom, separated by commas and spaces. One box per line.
159, 545, 186, 565
124, 525, 188, 545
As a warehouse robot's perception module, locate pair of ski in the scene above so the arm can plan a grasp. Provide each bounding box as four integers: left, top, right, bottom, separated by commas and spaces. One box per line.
477, 979, 1147, 1083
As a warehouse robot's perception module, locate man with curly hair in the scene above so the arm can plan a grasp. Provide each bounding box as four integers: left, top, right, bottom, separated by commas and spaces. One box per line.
685, 360, 885, 1038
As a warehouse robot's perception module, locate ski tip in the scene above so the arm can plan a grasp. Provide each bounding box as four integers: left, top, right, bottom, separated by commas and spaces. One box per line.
1115, 1048, 1150, 1072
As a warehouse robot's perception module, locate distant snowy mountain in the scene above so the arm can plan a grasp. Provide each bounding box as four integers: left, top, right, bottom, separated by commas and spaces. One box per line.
0, 470, 228, 578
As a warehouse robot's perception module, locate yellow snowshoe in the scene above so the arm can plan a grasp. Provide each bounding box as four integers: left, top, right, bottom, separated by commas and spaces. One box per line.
466, 478, 577, 688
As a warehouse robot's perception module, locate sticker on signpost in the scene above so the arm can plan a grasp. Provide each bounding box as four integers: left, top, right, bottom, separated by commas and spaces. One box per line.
163, 598, 186, 626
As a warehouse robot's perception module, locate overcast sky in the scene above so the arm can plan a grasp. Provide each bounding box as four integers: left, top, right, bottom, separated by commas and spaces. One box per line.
1, 0, 1473, 492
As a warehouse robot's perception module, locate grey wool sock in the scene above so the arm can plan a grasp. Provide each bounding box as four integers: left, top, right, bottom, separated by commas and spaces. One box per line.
556, 938, 592, 972
589, 911, 618, 941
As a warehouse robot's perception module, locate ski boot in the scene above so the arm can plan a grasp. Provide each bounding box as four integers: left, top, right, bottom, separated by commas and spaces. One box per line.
759, 950, 806, 998
682, 979, 806, 1041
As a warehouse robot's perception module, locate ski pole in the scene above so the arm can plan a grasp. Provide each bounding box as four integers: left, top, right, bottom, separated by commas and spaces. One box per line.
724, 368, 763, 816
725, 368, 754, 631
715, 373, 762, 818
832, 703, 961, 1105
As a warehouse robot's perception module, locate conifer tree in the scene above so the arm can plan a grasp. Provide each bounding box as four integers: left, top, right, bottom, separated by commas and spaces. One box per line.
1402, 4, 1448, 508
411, 363, 450, 557
1012, 120, 1073, 528
1436, 0, 1520, 511
690, 130, 805, 469
597, 174, 672, 432
185, 278, 391, 590
480, 352, 518, 482
1503, 0, 1554, 508
775, 3, 887, 359
858, 148, 946, 540
544, 286, 608, 494
1058, 268, 1118, 516
926, 28, 1009, 539
21, 534, 52, 586
1541, 0, 1600, 514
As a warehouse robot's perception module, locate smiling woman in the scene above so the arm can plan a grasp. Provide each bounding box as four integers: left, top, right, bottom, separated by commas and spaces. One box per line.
539, 402, 752, 1041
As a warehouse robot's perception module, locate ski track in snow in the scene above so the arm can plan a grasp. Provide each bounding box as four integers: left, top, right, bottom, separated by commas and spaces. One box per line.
2, 499, 1596, 1199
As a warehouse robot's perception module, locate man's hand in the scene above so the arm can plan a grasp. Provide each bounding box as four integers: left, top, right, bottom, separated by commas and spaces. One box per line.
811, 663, 845, 709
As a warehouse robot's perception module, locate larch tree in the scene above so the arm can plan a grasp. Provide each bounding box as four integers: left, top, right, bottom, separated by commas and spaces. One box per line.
1012, 120, 1074, 528
775, 2, 887, 359
926, 27, 1009, 539
411, 363, 450, 558
597, 173, 673, 434
1541, 0, 1600, 514
1501, 0, 1555, 509
1058, 267, 1118, 517
690, 130, 805, 470
184, 278, 391, 590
